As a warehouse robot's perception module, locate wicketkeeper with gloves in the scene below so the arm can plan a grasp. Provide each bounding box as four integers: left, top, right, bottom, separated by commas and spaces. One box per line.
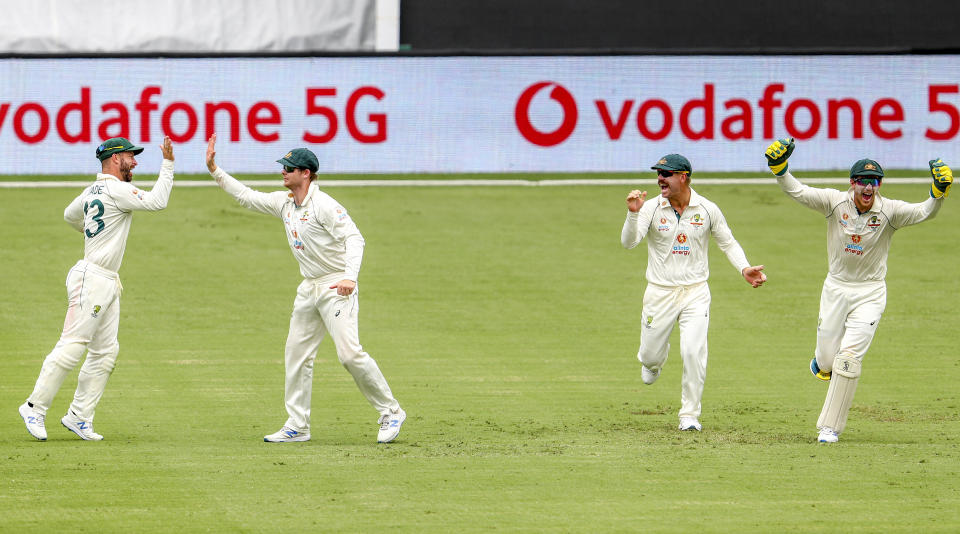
764, 138, 952, 443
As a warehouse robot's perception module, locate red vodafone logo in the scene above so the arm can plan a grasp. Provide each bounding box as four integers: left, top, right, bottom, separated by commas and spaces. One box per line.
514, 82, 578, 147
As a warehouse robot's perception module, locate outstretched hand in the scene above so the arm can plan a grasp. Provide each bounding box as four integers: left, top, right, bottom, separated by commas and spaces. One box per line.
929, 158, 953, 199
159, 136, 174, 161
626, 190, 648, 212
764, 138, 795, 176
206, 133, 218, 173
742, 265, 767, 288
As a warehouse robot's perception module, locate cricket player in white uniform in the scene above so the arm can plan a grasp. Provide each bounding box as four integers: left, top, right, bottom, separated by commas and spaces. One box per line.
204, 134, 405, 444
622, 154, 767, 431
19, 136, 175, 441
765, 138, 952, 443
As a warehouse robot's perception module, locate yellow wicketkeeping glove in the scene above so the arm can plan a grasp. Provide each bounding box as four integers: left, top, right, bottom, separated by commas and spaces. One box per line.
930, 158, 953, 198
765, 137, 795, 176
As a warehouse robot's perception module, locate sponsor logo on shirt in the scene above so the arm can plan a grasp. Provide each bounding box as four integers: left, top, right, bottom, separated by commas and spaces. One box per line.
336, 207, 348, 222
867, 215, 881, 230
91, 304, 101, 318
844, 235, 864, 256
672, 233, 691, 255
130, 188, 144, 200
645, 315, 654, 328
657, 217, 671, 232
689, 213, 704, 226
292, 239, 305, 251
299, 210, 310, 222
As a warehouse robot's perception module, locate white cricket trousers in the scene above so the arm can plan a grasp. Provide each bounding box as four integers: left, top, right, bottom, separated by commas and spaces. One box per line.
28, 260, 122, 422
636, 281, 711, 420
814, 277, 885, 371
282, 275, 399, 432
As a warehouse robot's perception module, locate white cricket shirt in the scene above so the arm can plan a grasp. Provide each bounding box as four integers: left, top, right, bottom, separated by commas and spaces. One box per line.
63, 159, 174, 273
211, 168, 364, 281
621, 188, 751, 286
777, 171, 942, 282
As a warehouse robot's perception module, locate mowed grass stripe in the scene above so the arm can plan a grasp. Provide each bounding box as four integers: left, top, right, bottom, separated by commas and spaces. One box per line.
1, 184, 957, 532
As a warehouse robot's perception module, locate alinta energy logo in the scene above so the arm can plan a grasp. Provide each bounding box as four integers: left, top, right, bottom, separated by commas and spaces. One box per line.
514, 82, 578, 147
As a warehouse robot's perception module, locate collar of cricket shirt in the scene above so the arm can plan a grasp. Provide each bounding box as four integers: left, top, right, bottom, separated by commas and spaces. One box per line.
290, 181, 318, 209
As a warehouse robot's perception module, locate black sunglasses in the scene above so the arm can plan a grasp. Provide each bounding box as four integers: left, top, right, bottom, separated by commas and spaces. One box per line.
657, 170, 674, 178
283, 165, 301, 173
852, 177, 881, 186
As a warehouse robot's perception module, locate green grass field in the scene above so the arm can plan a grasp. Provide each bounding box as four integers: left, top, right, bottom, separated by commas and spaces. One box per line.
2, 178, 958, 532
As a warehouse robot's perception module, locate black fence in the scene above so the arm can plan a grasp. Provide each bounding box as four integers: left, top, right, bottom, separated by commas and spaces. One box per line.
400, 0, 960, 54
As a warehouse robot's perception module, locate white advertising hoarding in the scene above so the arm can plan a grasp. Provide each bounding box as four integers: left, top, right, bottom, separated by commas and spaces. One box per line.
0, 0, 377, 52
1, 56, 959, 174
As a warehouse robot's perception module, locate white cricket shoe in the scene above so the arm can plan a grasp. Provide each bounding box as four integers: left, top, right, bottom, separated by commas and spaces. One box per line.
264, 426, 310, 443
641, 365, 660, 385
377, 408, 406, 443
61, 412, 103, 441
19, 402, 47, 441
818, 428, 839, 443
679, 417, 702, 431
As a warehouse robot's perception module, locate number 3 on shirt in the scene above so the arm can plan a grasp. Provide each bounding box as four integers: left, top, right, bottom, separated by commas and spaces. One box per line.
83, 199, 105, 238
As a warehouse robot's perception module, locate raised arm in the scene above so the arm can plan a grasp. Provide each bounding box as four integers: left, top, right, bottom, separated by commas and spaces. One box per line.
206, 133, 284, 218
621, 190, 652, 249
889, 159, 952, 228
113, 136, 175, 212
765, 138, 836, 215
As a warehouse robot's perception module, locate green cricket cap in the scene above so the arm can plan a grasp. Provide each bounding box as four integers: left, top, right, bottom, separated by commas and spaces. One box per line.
651, 153, 692, 175
96, 137, 144, 161
277, 148, 319, 172
849, 158, 884, 178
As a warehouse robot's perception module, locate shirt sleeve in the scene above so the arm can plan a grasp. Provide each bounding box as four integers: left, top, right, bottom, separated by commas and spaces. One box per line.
111, 159, 175, 212
887, 196, 942, 229
776, 171, 837, 216
621, 202, 655, 249
63, 193, 84, 232
211, 167, 284, 218
317, 201, 365, 281
707, 202, 751, 274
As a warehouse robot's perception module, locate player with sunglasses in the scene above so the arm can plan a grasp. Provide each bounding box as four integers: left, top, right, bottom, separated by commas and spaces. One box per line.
765, 138, 952, 443
204, 134, 406, 444
622, 153, 767, 432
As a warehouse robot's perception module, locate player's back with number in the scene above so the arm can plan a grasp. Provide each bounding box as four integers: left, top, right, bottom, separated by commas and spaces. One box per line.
64, 168, 173, 273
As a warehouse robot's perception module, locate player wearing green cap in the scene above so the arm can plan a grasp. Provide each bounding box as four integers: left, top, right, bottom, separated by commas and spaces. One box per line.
765, 138, 952, 443
622, 153, 767, 432
204, 134, 405, 444
19, 136, 175, 441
